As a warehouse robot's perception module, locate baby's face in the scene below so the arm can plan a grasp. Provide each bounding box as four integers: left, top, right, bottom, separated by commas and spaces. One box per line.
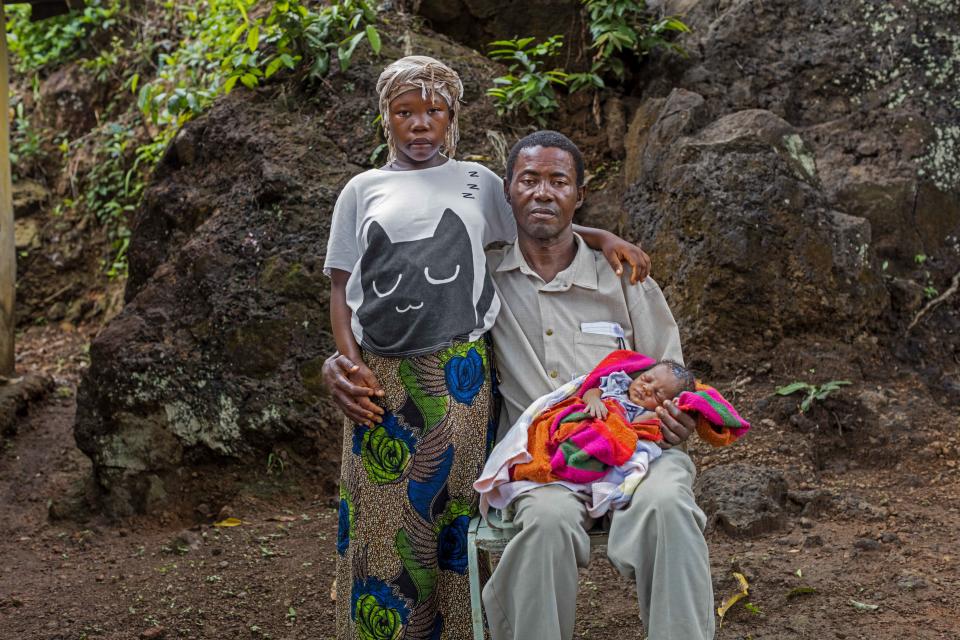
627, 365, 684, 410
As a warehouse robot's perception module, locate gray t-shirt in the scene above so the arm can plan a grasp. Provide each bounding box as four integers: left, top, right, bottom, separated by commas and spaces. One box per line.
324, 159, 516, 357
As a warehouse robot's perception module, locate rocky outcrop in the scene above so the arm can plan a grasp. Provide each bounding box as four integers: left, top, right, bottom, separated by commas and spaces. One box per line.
0, 374, 53, 437
623, 0, 959, 363
39, 63, 108, 138
625, 91, 888, 360
74, 36, 506, 517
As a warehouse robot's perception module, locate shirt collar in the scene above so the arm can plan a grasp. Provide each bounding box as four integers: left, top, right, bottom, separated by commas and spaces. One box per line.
496, 233, 599, 291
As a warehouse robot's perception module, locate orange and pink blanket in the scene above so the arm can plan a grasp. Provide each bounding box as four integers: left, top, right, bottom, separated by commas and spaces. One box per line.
511, 350, 751, 485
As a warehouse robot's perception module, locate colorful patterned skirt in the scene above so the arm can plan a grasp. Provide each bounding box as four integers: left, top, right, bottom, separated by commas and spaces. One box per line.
335, 337, 497, 639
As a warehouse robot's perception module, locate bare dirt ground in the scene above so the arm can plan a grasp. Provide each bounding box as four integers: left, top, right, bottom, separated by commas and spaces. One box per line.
2, 324, 959, 640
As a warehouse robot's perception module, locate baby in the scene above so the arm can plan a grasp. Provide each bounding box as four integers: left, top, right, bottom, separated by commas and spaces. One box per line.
581, 359, 696, 423
475, 350, 751, 518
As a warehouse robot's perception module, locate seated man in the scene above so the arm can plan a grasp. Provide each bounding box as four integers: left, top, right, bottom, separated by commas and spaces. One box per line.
480, 130, 714, 640
325, 131, 715, 640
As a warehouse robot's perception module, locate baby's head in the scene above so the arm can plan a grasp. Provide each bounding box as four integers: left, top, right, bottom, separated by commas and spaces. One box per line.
627, 360, 696, 410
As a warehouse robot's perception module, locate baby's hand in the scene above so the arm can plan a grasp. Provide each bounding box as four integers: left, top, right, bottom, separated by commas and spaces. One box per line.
582, 388, 608, 419
586, 397, 608, 419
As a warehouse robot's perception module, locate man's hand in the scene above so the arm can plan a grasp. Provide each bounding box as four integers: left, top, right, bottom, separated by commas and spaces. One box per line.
583, 388, 608, 419
322, 352, 384, 427
598, 231, 651, 284
656, 399, 697, 449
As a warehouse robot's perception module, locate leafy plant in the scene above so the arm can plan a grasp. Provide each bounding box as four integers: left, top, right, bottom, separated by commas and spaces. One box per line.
4, 0, 121, 73
582, 0, 690, 82
266, 451, 286, 475
75, 122, 145, 277
137, 0, 381, 130
776, 380, 852, 413
8, 98, 44, 179
487, 35, 571, 125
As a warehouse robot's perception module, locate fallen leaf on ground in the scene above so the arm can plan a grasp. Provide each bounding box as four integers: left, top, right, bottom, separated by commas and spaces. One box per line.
213, 517, 243, 527
849, 599, 879, 612
717, 572, 750, 623
268, 515, 297, 522
787, 586, 817, 598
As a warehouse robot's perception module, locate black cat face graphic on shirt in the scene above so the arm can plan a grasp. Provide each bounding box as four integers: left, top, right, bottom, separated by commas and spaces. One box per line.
357, 209, 493, 353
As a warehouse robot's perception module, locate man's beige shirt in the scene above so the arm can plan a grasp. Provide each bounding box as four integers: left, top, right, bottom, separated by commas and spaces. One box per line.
486, 233, 683, 437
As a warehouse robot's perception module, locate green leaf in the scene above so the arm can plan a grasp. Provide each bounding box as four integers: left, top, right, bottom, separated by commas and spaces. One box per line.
369, 142, 387, 166
240, 73, 258, 89
516, 36, 535, 49
821, 380, 852, 392
230, 23, 247, 44
365, 25, 381, 54
247, 24, 260, 52
775, 382, 811, 396
338, 31, 365, 72
661, 17, 692, 33
265, 57, 284, 78
311, 51, 330, 77
234, 0, 249, 23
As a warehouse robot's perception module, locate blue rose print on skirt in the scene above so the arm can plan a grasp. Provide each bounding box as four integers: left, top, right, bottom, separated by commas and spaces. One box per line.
435, 499, 473, 575
444, 347, 484, 406
437, 514, 471, 574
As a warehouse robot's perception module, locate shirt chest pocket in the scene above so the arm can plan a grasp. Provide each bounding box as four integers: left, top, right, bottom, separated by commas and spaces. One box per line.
573, 331, 623, 369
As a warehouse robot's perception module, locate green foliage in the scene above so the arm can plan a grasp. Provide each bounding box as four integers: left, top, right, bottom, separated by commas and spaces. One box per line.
582, 0, 689, 81
776, 380, 852, 413
8, 97, 43, 179
485, 3, 689, 124
137, 0, 381, 130
76, 122, 145, 278
487, 36, 570, 126
5, 0, 381, 277
4, 0, 121, 73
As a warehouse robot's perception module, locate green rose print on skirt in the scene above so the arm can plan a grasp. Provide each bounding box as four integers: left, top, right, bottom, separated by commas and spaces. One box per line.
335, 338, 498, 639
352, 414, 417, 484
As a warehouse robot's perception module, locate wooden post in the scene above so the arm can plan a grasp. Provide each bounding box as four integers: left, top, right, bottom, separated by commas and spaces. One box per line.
0, 2, 16, 376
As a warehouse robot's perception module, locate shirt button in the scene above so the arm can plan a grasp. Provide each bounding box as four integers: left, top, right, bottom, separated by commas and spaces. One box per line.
545, 329, 554, 336
550, 370, 558, 379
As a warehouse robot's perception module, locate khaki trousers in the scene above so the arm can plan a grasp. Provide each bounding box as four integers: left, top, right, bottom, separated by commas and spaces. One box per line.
482, 449, 715, 640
